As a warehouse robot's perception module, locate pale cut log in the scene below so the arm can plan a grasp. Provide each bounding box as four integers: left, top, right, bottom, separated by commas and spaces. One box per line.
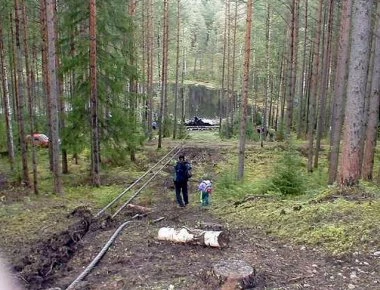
157, 227, 229, 248
213, 259, 255, 289
126, 204, 152, 214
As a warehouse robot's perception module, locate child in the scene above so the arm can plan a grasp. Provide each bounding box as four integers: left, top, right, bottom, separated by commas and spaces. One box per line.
198, 179, 213, 206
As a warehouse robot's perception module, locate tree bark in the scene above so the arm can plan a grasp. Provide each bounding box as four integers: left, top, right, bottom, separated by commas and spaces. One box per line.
46, 0, 63, 193
307, 0, 323, 172
89, 0, 100, 186
147, 0, 154, 141
285, 0, 299, 136
263, 3, 272, 140
173, 0, 180, 139
219, 1, 228, 135
297, 0, 308, 139
158, 0, 169, 148
314, 0, 334, 169
361, 2, 380, 181
22, 1, 39, 194
40, 0, 53, 172
230, 0, 238, 135
328, 0, 351, 181
14, 0, 30, 186
0, 24, 15, 171
163, 0, 170, 138
340, 0, 373, 186
238, 0, 253, 180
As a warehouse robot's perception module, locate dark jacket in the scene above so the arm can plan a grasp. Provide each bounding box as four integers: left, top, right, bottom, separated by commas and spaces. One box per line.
174, 161, 191, 183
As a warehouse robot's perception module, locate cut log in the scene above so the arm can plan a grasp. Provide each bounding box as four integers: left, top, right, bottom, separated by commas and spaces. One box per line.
157, 227, 229, 248
126, 204, 152, 214
213, 259, 255, 289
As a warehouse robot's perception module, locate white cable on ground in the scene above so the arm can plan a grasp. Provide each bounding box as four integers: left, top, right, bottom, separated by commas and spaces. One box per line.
95, 145, 182, 218
111, 148, 181, 218
65, 215, 139, 290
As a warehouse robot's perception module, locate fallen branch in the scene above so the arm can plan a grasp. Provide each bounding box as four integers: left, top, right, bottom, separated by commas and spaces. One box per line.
152, 217, 165, 223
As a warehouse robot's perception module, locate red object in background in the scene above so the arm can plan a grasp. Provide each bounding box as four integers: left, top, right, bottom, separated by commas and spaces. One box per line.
30, 133, 49, 148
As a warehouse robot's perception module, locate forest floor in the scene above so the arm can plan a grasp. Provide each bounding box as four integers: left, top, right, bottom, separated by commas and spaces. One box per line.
0, 135, 379, 290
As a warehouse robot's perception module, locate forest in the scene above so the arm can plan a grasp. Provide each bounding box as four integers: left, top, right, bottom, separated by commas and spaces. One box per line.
0, 0, 380, 289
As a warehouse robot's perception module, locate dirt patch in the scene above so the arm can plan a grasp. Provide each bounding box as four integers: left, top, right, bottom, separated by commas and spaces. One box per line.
14, 207, 102, 290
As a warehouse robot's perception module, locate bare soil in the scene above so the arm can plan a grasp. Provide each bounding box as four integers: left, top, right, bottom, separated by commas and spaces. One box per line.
1, 145, 379, 290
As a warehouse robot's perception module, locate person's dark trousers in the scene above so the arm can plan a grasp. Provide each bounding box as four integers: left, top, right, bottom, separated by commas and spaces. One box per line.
174, 181, 188, 206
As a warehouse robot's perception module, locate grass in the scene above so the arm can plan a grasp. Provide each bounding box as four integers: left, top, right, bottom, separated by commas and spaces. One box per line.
1, 133, 380, 257
211, 137, 380, 256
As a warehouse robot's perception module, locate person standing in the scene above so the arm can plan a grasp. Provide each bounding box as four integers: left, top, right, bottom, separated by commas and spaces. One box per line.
198, 178, 213, 206
173, 154, 192, 207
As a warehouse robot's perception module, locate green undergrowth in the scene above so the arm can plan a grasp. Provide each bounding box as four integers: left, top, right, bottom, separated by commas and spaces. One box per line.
1, 135, 380, 258
212, 142, 380, 257
0, 184, 130, 250
0, 147, 151, 247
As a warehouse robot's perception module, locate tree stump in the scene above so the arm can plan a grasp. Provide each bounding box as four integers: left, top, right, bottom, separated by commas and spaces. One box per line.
213, 259, 255, 289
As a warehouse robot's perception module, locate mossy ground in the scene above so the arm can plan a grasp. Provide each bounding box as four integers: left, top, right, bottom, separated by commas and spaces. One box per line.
0, 132, 379, 289
1, 133, 379, 257
211, 138, 380, 257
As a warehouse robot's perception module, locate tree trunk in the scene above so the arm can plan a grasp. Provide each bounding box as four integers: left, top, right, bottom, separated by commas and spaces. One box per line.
297, 0, 308, 139
0, 24, 15, 171
14, 0, 30, 186
180, 45, 186, 136
328, 0, 351, 183
173, 0, 180, 139
147, 0, 153, 141
230, 1, 238, 135
46, 0, 63, 193
40, 0, 53, 172
128, 0, 138, 162
314, 0, 334, 169
158, 0, 169, 148
219, 1, 228, 135
53, 0, 68, 175
226, 0, 231, 137
89, 0, 100, 186
307, 0, 323, 172
237, 0, 253, 180
263, 3, 272, 139
22, 1, 39, 194
163, 0, 170, 138
285, 0, 299, 136
340, 0, 373, 186
361, 2, 380, 181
